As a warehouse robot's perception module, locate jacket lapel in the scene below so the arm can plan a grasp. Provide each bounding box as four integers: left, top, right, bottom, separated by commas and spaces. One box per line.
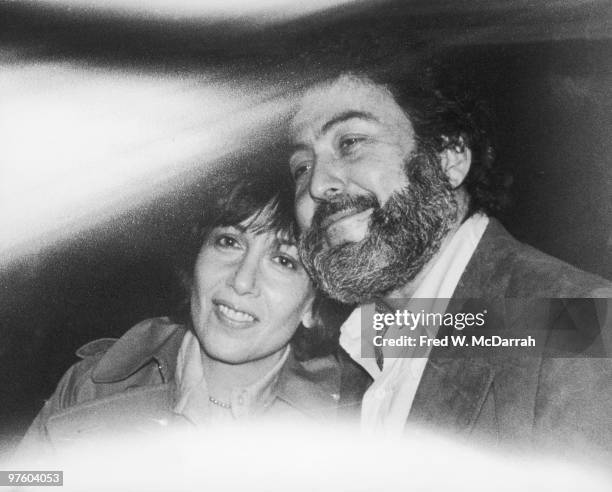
408, 351, 495, 433
275, 353, 343, 421
408, 302, 497, 434
407, 219, 513, 433
92, 317, 186, 384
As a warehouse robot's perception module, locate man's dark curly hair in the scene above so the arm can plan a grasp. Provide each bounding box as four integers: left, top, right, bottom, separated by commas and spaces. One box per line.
348, 64, 510, 216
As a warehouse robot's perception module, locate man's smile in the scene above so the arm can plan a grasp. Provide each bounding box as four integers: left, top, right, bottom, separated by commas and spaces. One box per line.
321, 207, 371, 229
323, 207, 373, 246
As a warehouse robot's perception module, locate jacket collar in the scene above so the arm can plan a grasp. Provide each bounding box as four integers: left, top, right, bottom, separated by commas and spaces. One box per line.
275, 353, 343, 421
92, 317, 186, 383
408, 353, 495, 433
452, 217, 518, 299
408, 308, 496, 433
91, 317, 345, 420
407, 218, 511, 432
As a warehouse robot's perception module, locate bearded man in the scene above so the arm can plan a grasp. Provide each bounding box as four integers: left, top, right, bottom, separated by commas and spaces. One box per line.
288, 70, 612, 455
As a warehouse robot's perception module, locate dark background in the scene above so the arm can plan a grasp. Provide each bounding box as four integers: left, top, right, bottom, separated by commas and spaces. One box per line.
1, 0, 611, 451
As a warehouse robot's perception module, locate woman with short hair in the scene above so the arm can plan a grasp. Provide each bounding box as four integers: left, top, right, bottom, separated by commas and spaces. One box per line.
19, 172, 365, 453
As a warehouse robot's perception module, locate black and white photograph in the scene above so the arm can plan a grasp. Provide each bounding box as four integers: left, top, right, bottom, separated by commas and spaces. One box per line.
1, 1, 611, 490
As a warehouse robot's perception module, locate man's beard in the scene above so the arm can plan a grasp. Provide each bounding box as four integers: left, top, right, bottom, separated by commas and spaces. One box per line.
299, 149, 458, 304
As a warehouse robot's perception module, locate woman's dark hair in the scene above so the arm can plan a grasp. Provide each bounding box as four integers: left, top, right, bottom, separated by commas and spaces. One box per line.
198, 172, 298, 254
174, 166, 343, 360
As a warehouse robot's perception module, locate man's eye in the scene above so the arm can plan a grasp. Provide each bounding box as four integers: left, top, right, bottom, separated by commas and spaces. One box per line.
273, 255, 297, 270
292, 162, 311, 182
339, 136, 365, 152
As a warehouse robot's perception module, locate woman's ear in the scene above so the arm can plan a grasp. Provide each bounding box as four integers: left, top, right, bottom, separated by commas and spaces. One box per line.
300, 297, 317, 329
440, 138, 472, 189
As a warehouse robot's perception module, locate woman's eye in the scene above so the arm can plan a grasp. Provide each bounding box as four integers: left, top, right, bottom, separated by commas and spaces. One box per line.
274, 255, 297, 270
215, 235, 239, 248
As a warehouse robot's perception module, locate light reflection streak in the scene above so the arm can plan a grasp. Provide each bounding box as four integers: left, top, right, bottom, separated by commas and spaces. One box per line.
22, 0, 361, 24
0, 62, 292, 264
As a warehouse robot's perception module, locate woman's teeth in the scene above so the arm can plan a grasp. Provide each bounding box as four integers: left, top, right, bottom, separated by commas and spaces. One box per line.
218, 303, 255, 323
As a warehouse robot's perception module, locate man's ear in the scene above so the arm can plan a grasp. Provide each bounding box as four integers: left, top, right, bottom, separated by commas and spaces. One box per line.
440, 139, 471, 189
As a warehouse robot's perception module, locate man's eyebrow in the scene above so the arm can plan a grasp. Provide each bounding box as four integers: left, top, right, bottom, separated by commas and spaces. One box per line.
289, 110, 379, 156
289, 142, 309, 157
320, 110, 378, 135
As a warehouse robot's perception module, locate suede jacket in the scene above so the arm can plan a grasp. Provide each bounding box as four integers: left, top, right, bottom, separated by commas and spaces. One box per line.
20, 318, 366, 454
354, 219, 612, 454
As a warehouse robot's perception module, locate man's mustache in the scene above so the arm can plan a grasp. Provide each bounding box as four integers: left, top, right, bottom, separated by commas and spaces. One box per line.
310, 193, 380, 231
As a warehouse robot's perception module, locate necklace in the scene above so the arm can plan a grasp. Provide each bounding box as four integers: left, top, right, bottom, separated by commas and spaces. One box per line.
208, 395, 232, 409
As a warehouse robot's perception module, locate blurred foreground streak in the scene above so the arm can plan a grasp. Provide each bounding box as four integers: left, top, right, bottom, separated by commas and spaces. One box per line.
6, 425, 612, 492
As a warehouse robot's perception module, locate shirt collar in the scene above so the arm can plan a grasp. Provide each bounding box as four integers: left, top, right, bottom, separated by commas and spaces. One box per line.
339, 213, 490, 378
173, 330, 289, 426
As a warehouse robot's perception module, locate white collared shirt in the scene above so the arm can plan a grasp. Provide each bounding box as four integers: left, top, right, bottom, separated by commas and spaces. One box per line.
173, 330, 289, 426
339, 213, 489, 434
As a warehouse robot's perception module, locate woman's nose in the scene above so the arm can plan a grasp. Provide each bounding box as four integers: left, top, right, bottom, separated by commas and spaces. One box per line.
228, 253, 260, 296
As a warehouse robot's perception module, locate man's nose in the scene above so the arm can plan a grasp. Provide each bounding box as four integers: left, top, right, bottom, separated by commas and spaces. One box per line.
309, 155, 347, 202
228, 253, 260, 296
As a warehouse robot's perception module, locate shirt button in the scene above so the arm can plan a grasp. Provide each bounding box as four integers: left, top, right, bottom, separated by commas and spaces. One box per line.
238, 393, 246, 405
331, 393, 340, 401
